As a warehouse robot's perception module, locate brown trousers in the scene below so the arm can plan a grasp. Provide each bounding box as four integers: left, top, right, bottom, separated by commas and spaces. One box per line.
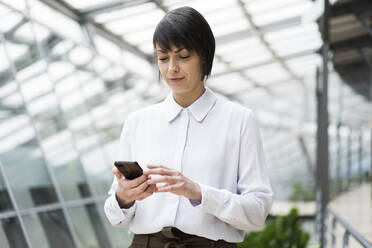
129, 227, 237, 248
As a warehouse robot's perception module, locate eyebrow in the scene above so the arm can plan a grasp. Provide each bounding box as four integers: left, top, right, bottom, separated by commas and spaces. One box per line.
156, 48, 185, 53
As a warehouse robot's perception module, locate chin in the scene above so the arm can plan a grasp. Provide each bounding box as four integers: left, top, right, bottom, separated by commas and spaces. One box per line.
170, 89, 187, 95
166, 84, 188, 94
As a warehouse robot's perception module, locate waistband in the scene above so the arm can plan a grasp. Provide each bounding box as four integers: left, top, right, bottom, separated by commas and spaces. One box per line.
130, 227, 237, 248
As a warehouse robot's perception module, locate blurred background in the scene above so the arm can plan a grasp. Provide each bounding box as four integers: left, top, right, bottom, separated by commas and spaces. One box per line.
0, 0, 371, 247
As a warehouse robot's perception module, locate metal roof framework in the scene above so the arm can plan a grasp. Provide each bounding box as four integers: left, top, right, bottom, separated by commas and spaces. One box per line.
33, 0, 324, 117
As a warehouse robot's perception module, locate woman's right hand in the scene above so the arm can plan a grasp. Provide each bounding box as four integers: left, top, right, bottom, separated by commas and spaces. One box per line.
112, 167, 156, 209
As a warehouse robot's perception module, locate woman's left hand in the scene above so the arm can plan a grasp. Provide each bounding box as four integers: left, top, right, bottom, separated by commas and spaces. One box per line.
143, 165, 202, 202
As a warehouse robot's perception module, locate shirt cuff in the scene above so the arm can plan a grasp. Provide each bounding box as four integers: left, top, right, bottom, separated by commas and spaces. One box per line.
189, 198, 201, 206
106, 194, 136, 225
190, 184, 232, 215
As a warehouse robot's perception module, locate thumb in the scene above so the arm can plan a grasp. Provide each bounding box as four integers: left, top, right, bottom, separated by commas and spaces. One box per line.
112, 167, 122, 180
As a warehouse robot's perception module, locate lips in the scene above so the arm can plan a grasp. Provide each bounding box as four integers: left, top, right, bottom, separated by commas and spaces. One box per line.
169, 77, 185, 82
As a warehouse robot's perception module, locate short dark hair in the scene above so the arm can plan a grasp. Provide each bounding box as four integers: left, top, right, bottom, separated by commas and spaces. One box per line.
153, 6, 215, 81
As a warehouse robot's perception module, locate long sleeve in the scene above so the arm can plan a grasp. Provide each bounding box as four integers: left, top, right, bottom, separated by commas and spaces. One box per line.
104, 115, 136, 228
104, 178, 136, 227
194, 110, 273, 231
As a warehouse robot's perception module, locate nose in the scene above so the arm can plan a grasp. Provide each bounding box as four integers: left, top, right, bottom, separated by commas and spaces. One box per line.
168, 59, 179, 72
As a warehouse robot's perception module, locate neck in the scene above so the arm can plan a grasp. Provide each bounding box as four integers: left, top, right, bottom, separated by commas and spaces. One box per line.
173, 84, 206, 108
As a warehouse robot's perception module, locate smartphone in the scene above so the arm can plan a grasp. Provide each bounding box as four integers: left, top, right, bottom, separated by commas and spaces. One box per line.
114, 161, 143, 180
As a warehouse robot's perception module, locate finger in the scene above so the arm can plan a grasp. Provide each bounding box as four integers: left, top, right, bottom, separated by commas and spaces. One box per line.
147, 175, 175, 185
112, 167, 122, 180
146, 164, 167, 169
156, 184, 177, 192
143, 168, 178, 177
143, 165, 167, 174
137, 187, 154, 200
125, 175, 147, 189
147, 184, 156, 194
154, 183, 168, 192
143, 184, 150, 192
143, 184, 156, 195
133, 180, 149, 195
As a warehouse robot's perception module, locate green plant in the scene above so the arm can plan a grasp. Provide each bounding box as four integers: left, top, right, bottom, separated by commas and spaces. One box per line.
237, 208, 310, 248
363, 171, 370, 182
289, 182, 315, 201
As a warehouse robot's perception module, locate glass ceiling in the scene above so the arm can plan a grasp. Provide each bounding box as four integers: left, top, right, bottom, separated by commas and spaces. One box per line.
1, 0, 371, 201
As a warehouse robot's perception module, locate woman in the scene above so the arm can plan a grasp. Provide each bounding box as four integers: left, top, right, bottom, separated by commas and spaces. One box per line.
104, 6, 273, 248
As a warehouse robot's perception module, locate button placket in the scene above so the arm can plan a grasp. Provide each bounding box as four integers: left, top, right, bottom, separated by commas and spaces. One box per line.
172, 109, 191, 226
181, 109, 191, 174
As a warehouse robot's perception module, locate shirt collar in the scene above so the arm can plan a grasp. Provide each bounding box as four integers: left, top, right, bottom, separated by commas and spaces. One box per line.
164, 87, 217, 123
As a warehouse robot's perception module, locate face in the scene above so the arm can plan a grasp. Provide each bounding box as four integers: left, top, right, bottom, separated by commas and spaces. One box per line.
156, 43, 204, 96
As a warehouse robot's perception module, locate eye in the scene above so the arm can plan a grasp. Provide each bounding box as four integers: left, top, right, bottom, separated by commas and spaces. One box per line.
158, 57, 168, 61
180, 55, 190, 59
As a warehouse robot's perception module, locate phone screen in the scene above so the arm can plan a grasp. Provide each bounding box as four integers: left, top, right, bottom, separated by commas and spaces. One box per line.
114, 161, 143, 180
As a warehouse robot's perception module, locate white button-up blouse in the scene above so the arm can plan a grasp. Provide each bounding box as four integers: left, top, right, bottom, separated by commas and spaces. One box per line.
104, 88, 273, 242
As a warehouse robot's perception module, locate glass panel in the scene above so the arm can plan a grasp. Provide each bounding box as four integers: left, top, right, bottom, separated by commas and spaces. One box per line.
211, 18, 249, 37
63, 0, 111, 10
0, 114, 58, 209
80, 145, 112, 196
70, 56, 118, 196
23, 210, 75, 248
1, 0, 152, 203
222, 44, 269, 63
28, 0, 85, 43
49, 49, 113, 198
0, 4, 24, 34
216, 37, 261, 55
22, 213, 49, 248
0, 7, 59, 209
2, 11, 34, 67
1, 1, 26, 13
121, 49, 153, 77
68, 204, 110, 248
200, 2, 241, 20
123, 27, 153, 44
250, 1, 313, 27
0, 87, 59, 207
104, 10, 163, 35
25, 23, 92, 201
265, 23, 319, 43
31, 92, 92, 201
246, 0, 307, 15
230, 51, 272, 69
0, 217, 28, 248
95, 2, 157, 24
0, 162, 13, 212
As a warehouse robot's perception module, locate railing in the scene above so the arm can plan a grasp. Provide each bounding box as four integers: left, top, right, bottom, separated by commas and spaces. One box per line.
328, 208, 372, 248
